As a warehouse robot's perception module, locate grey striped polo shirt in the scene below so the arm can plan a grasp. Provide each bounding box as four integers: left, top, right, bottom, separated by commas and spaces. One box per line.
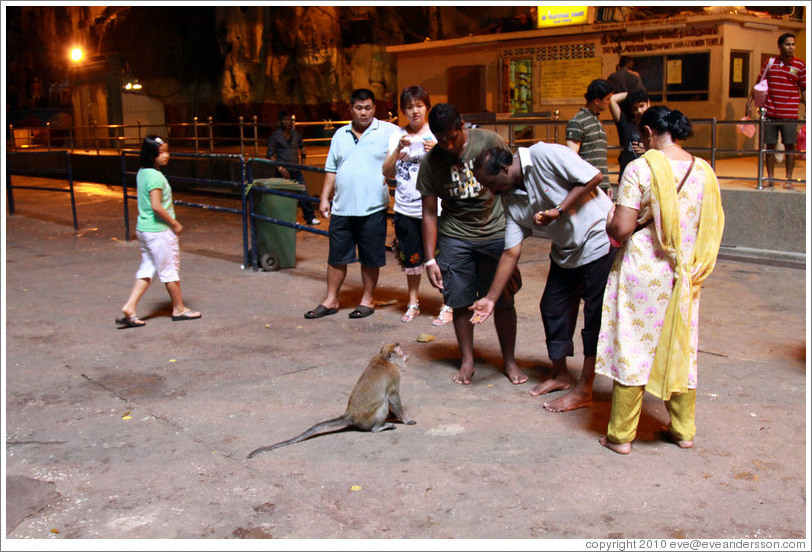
565, 107, 609, 188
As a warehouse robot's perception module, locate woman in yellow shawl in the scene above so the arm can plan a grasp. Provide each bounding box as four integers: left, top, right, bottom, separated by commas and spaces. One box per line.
595, 106, 725, 454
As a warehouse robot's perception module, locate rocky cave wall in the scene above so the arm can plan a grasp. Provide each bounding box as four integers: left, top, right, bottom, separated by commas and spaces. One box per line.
7, 6, 537, 124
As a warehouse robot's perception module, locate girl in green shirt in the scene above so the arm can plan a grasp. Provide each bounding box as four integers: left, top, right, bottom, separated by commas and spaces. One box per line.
116, 135, 201, 328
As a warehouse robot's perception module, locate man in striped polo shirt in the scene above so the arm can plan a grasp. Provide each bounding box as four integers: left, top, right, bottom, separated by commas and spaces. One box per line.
566, 79, 613, 198
747, 33, 806, 188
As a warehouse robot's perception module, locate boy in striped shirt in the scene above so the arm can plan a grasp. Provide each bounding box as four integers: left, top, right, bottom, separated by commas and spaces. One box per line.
566, 79, 613, 198
747, 33, 806, 187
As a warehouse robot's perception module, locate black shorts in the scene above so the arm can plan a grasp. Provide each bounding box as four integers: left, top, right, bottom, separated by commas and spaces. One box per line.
327, 209, 387, 268
765, 118, 798, 146
393, 213, 425, 270
436, 235, 519, 309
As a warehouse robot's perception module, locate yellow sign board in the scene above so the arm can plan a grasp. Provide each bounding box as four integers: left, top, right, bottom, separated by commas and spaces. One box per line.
537, 6, 589, 27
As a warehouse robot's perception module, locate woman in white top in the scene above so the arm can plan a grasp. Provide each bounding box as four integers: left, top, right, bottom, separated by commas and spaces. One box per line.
382, 85, 451, 325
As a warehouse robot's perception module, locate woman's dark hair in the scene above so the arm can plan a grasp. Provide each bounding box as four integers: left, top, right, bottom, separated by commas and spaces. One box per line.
640, 106, 693, 141
473, 147, 513, 176
428, 103, 463, 134
399, 85, 431, 112
140, 135, 166, 168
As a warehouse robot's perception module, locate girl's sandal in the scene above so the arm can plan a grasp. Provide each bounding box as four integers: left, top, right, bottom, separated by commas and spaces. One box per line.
401, 303, 420, 323
432, 305, 453, 326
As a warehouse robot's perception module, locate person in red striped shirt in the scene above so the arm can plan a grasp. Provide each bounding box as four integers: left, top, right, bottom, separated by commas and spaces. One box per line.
746, 33, 806, 188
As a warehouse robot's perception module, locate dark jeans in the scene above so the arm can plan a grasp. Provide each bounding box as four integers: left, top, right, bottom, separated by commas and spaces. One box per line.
289, 169, 315, 220
540, 250, 616, 360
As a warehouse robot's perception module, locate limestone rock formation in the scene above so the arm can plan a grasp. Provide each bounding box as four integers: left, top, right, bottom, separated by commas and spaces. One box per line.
7, 6, 536, 122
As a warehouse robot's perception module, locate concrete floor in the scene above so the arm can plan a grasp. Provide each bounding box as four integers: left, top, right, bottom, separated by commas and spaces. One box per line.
3, 177, 809, 546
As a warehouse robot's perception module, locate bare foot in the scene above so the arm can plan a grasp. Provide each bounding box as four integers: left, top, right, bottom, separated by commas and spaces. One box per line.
660, 428, 693, 449
452, 365, 475, 385
505, 365, 528, 385
543, 389, 592, 412
599, 435, 631, 455
529, 376, 571, 396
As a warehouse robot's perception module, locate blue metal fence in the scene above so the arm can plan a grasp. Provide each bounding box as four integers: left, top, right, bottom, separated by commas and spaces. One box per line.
5, 150, 78, 230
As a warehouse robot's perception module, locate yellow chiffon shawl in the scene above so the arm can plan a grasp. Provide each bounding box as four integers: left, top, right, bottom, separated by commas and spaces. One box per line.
643, 149, 725, 400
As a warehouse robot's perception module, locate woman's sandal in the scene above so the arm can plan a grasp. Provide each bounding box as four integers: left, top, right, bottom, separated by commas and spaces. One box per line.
432, 305, 453, 326
401, 303, 420, 323
115, 315, 146, 329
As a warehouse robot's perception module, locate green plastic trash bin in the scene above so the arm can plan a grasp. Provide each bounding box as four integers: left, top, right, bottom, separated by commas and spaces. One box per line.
252, 178, 302, 271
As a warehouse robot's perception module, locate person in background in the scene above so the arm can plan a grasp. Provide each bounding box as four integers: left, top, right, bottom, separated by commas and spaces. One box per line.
117, 135, 202, 328
382, 85, 452, 325
416, 103, 527, 386
746, 32, 806, 188
607, 56, 646, 93
304, 88, 398, 320
595, 106, 724, 454
267, 111, 319, 225
609, 89, 650, 183
566, 79, 613, 198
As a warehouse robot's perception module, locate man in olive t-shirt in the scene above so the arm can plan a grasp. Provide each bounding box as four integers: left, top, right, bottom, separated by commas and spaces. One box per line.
416, 103, 527, 387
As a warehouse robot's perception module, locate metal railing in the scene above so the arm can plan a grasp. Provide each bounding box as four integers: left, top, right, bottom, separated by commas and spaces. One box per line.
116, 151, 331, 269
8, 112, 806, 189
464, 111, 806, 189
120, 151, 252, 266
5, 150, 78, 230
8, 116, 369, 156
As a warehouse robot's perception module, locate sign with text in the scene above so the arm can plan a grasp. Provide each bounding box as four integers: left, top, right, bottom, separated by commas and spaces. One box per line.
537, 6, 589, 28
539, 57, 602, 103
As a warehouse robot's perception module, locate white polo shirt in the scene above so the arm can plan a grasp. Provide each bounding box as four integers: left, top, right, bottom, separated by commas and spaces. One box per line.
325, 118, 398, 216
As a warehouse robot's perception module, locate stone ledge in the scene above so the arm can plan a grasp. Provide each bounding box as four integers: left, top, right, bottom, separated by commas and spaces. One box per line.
717, 245, 806, 269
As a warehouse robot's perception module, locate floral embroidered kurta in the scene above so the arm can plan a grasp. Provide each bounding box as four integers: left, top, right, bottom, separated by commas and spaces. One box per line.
595, 157, 710, 389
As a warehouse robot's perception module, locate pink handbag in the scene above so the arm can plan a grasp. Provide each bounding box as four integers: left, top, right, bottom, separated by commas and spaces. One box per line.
752, 58, 775, 108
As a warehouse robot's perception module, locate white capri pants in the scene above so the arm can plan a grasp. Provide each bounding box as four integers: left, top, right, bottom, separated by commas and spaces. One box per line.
135, 229, 180, 283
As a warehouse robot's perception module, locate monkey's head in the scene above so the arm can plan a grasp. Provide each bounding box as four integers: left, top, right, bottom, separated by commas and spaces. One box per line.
380, 342, 408, 364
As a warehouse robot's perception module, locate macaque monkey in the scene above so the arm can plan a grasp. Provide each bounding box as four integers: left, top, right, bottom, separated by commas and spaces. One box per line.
248, 343, 416, 458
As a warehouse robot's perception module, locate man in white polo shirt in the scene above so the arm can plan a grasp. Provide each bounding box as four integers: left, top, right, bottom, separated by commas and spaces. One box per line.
471, 142, 615, 413
304, 88, 398, 319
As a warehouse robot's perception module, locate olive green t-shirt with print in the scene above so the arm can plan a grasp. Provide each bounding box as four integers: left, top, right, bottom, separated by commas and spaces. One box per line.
416, 128, 507, 241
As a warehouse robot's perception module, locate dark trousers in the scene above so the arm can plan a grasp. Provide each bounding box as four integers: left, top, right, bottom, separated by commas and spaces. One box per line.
289, 169, 315, 220
540, 250, 616, 360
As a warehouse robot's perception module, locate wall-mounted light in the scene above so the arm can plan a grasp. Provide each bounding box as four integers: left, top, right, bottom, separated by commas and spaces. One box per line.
70, 47, 83, 62
122, 62, 143, 91
123, 79, 142, 90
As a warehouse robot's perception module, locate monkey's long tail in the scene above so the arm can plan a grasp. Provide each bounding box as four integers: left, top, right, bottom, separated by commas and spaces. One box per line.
247, 417, 350, 458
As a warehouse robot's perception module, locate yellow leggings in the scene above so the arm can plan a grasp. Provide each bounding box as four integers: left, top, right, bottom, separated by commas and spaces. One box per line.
606, 381, 696, 444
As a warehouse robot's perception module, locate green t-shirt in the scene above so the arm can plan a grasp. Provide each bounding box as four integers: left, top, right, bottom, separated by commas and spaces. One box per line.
416, 128, 507, 241
136, 168, 175, 232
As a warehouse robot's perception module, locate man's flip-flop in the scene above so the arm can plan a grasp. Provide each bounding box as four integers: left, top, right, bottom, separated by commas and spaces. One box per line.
304, 305, 338, 319
172, 310, 202, 321
348, 305, 375, 319
115, 315, 146, 329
